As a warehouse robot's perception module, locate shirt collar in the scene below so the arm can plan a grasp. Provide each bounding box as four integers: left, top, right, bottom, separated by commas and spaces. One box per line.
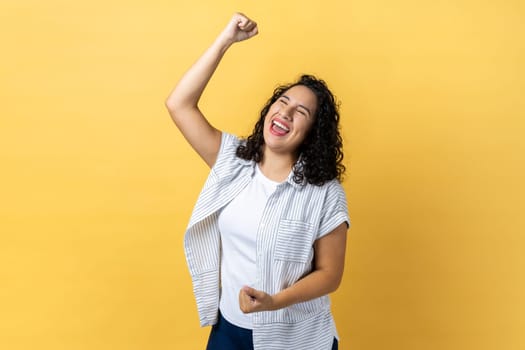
284, 171, 305, 190
285, 158, 307, 190
236, 156, 306, 190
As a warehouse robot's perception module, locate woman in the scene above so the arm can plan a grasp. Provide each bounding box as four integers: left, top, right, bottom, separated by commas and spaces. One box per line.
166, 13, 350, 350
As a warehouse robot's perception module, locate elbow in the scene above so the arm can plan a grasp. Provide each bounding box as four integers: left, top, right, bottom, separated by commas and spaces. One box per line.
164, 96, 197, 120
165, 97, 187, 124
313, 261, 345, 295
165, 97, 179, 113
328, 276, 343, 294
324, 269, 344, 294
165, 88, 186, 112
164, 99, 179, 124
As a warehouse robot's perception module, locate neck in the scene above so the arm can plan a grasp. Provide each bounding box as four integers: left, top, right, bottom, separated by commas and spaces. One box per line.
258, 149, 297, 183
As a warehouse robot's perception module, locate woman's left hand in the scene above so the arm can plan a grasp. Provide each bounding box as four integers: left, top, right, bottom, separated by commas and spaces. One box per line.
238, 286, 275, 313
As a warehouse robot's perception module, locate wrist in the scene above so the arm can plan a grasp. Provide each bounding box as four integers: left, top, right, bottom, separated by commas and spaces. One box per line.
214, 33, 235, 51
269, 292, 287, 311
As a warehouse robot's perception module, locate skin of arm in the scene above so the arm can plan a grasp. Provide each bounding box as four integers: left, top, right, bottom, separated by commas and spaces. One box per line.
239, 222, 348, 313
165, 13, 258, 168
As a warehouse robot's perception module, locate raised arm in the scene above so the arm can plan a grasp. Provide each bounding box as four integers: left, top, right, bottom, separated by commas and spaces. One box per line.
165, 13, 258, 168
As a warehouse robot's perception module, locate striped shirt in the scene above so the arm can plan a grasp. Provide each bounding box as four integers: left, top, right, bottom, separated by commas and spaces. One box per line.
184, 132, 350, 350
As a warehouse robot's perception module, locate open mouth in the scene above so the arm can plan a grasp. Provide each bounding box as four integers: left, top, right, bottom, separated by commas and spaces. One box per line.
270, 119, 290, 136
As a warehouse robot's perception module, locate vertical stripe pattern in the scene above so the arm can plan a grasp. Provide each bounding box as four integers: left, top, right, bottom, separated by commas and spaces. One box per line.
183, 132, 350, 350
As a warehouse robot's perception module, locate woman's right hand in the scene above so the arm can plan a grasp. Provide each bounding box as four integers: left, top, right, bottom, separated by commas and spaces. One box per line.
219, 13, 258, 45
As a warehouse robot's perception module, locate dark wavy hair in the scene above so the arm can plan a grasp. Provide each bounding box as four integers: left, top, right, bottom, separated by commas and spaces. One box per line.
236, 74, 345, 186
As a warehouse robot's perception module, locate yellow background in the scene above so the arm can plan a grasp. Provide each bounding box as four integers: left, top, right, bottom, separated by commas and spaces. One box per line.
1, 0, 524, 349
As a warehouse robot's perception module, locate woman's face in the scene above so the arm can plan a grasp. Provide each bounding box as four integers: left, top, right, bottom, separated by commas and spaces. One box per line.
262, 85, 318, 158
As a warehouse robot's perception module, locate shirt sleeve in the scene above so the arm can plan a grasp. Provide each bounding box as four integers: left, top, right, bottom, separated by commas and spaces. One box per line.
317, 180, 350, 239
210, 132, 242, 180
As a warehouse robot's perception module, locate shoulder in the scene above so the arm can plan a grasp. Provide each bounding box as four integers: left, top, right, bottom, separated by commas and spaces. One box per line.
322, 179, 347, 207
325, 179, 346, 197
215, 132, 244, 161
219, 132, 241, 151
298, 179, 348, 216
304, 178, 346, 197
212, 132, 252, 179
317, 180, 350, 236
317, 180, 348, 218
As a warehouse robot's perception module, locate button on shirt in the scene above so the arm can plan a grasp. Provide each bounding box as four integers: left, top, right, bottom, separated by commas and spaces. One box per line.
184, 132, 350, 350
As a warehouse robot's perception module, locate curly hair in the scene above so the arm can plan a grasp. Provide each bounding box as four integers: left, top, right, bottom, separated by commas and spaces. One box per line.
236, 74, 345, 186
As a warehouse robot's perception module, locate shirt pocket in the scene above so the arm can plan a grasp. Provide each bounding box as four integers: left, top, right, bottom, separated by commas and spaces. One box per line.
274, 219, 315, 264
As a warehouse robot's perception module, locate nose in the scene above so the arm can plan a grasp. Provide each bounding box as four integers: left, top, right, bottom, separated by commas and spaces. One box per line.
279, 105, 293, 120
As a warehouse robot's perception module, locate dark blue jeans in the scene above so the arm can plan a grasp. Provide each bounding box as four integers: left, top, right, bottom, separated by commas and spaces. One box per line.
206, 312, 338, 350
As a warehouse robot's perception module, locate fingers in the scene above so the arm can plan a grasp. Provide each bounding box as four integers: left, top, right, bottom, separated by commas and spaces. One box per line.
246, 25, 258, 38
238, 18, 256, 32
235, 13, 258, 35
239, 287, 257, 313
239, 286, 262, 313
238, 286, 274, 313
242, 285, 256, 297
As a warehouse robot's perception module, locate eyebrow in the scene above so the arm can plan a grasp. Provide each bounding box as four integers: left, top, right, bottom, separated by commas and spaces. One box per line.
281, 95, 312, 116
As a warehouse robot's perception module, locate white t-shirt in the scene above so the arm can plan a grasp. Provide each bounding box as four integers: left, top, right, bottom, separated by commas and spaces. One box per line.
218, 165, 279, 329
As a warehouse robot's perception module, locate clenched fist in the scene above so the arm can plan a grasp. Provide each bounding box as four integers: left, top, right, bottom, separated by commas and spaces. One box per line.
239, 285, 276, 313
219, 13, 258, 45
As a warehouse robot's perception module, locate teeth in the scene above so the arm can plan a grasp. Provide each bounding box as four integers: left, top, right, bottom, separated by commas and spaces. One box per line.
273, 120, 290, 132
